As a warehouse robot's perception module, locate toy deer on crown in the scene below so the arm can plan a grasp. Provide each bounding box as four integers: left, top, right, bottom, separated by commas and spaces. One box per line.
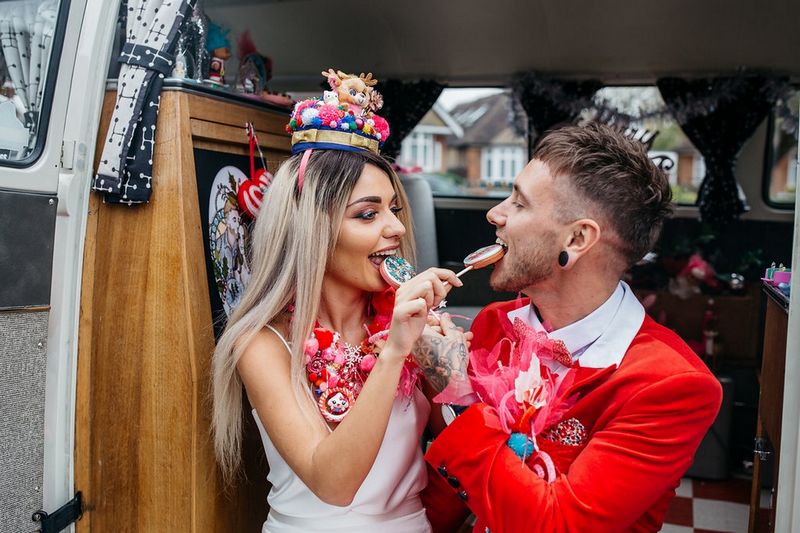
322, 69, 384, 117
285, 68, 390, 156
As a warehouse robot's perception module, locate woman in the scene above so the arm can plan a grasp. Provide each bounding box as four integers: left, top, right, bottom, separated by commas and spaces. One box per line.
212, 75, 460, 532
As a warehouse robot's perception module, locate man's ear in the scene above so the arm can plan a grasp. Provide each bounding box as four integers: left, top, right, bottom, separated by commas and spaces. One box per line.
560, 219, 601, 268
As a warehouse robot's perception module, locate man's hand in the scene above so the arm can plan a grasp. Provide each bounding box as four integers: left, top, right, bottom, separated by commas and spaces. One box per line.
412, 313, 473, 394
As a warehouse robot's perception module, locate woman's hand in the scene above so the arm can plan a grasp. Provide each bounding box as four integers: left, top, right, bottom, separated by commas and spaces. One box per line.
384, 268, 462, 360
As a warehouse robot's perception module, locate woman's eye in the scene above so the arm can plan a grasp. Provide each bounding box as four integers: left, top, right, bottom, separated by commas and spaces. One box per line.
350, 89, 357, 96
357, 210, 378, 220
390, 206, 403, 214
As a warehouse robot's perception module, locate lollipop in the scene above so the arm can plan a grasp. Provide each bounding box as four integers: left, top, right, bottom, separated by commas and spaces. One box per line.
380, 255, 416, 288
459, 243, 506, 274
439, 243, 507, 295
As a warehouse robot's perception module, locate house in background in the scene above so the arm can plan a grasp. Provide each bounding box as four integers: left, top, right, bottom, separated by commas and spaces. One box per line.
396, 103, 462, 173
447, 91, 526, 188
398, 89, 713, 198
397, 91, 526, 191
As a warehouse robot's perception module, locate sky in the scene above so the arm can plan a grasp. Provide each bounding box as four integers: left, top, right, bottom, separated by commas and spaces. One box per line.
436, 88, 504, 110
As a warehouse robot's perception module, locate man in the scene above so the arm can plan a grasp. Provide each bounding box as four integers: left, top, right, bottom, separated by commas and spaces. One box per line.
416, 123, 722, 533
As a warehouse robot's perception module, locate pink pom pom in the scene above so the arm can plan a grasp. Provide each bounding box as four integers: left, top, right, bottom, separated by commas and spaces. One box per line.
359, 353, 376, 373
328, 374, 339, 387
355, 118, 364, 128
304, 338, 319, 357
334, 351, 346, 366
294, 99, 315, 116
329, 120, 337, 128
322, 348, 334, 361
317, 104, 341, 125
372, 115, 390, 141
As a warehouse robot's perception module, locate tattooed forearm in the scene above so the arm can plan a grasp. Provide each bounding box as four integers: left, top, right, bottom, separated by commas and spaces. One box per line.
412, 330, 469, 393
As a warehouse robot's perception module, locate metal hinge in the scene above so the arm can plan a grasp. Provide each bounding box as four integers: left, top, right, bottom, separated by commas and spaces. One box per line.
32, 491, 83, 533
754, 437, 772, 461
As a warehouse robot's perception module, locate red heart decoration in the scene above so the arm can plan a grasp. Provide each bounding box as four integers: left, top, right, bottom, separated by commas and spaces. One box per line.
237, 168, 274, 219
237, 179, 263, 219
254, 167, 273, 189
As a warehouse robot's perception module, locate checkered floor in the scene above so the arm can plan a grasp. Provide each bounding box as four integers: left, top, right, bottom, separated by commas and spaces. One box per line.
659, 478, 771, 533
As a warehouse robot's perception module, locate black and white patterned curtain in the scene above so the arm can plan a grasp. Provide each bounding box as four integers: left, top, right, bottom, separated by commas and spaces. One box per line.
93, 0, 195, 205
374, 79, 445, 161
0, 0, 58, 156
511, 72, 602, 154
657, 76, 782, 225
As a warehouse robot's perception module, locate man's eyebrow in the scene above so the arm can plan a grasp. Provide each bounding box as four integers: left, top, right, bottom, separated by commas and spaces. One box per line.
346, 193, 397, 208
512, 184, 530, 204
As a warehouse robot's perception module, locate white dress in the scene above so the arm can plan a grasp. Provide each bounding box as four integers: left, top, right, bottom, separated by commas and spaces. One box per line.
253, 326, 432, 532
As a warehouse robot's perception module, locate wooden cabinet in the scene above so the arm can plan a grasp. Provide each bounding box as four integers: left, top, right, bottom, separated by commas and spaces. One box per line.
749, 283, 790, 533
76, 87, 291, 532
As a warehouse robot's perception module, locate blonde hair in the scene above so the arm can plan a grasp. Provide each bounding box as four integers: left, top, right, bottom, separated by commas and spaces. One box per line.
211, 150, 415, 484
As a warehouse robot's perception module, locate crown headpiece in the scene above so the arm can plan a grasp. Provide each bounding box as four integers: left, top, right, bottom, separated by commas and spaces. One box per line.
285, 69, 390, 155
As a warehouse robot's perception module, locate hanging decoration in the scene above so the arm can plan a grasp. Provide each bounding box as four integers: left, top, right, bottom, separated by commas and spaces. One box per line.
509, 71, 793, 225
510, 71, 602, 150
93, 0, 196, 205
374, 79, 445, 160
657, 75, 787, 225
236, 122, 273, 219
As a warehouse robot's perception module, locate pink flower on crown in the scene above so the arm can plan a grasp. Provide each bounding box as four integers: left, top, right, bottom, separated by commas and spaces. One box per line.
372, 115, 390, 141
317, 105, 341, 127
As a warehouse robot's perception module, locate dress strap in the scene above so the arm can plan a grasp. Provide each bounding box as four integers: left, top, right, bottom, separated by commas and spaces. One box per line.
265, 324, 292, 355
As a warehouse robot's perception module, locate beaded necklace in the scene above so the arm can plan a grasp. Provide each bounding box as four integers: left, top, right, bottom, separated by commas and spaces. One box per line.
302, 289, 419, 423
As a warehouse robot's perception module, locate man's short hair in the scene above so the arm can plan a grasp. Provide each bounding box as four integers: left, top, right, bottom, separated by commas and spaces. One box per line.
533, 122, 673, 267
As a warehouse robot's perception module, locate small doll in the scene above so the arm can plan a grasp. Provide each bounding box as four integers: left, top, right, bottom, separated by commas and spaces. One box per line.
321, 69, 382, 116
205, 21, 231, 85
668, 252, 719, 299
237, 30, 269, 94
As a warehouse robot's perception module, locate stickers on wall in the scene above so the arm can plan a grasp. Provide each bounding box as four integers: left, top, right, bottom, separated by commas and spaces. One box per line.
208, 165, 251, 316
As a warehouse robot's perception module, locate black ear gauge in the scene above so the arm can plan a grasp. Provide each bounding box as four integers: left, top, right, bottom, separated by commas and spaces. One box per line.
558, 250, 569, 268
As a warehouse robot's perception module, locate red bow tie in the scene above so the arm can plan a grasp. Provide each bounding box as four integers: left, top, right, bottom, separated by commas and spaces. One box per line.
511, 318, 575, 368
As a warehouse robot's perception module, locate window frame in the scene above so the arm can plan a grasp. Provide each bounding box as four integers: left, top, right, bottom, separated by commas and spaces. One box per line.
0, 0, 72, 169
762, 104, 798, 210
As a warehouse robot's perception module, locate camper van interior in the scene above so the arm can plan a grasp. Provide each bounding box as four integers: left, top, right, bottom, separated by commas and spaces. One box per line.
0, 0, 798, 532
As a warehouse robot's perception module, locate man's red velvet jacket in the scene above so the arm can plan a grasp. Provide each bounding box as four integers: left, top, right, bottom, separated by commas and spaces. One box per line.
422, 296, 723, 533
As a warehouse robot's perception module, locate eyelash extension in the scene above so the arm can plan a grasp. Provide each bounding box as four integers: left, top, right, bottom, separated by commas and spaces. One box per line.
355, 205, 403, 220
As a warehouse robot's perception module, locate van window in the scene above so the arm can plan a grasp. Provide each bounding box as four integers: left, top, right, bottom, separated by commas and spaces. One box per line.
0, 0, 64, 165
765, 89, 797, 208
588, 87, 704, 206
396, 88, 514, 199
398, 86, 704, 205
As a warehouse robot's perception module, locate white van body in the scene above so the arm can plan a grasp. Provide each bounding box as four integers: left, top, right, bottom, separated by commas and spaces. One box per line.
0, 0, 797, 531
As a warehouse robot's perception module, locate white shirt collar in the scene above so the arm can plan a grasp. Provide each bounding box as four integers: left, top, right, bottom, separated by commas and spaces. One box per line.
506, 281, 645, 369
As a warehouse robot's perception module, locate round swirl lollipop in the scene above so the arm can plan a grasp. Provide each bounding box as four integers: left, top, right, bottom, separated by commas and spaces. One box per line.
440, 243, 507, 298
380, 255, 416, 288
462, 243, 506, 272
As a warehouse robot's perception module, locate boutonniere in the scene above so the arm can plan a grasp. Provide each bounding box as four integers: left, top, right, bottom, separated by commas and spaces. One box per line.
469, 318, 578, 482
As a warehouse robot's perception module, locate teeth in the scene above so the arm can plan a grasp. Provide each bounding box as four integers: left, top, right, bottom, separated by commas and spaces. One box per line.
369, 250, 397, 257
496, 238, 508, 248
